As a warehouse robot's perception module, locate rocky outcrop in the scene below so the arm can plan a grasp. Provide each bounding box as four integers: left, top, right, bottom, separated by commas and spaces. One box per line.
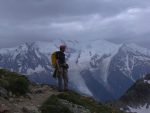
111, 74, 150, 113
0, 87, 8, 98
119, 74, 150, 107
0, 104, 9, 113
59, 99, 91, 113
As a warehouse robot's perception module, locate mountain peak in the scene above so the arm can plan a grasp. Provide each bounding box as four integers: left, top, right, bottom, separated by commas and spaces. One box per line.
120, 43, 150, 56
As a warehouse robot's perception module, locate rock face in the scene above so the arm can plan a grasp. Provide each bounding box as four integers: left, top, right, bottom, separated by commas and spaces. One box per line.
0, 40, 150, 101
117, 74, 150, 113
120, 74, 150, 106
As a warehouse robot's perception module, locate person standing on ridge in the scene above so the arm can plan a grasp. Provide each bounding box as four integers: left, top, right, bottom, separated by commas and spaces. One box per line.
53, 45, 69, 92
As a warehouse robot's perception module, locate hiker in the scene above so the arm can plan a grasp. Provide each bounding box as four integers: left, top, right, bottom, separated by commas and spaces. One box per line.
51, 45, 69, 92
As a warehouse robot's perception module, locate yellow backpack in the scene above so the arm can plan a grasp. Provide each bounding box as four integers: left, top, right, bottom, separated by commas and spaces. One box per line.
51, 51, 59, 68
51, 51, 58, 68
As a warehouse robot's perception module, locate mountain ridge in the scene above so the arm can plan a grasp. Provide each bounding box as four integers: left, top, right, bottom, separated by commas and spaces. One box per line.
0, 39, 150, 101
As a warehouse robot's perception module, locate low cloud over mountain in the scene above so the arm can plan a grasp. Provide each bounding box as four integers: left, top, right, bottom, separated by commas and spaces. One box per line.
0, 0, 150, 49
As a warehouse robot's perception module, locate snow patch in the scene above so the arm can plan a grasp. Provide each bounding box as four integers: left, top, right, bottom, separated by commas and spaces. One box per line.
35, 50, 41, 59
144, 80, 150, 84
127, 104, 150, 113
128, 43, 150, 56
27, 65, 45, 75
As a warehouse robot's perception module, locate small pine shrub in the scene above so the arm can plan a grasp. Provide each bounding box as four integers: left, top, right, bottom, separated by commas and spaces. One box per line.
9, 77, 29, 95
0, 79, 9, 88
40, 95, 73, 113
0, 69, 29, 96
41, 91, 124, 113
57, 92, 124, 113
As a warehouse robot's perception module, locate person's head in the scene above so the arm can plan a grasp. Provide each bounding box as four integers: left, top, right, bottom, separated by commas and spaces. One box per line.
59, 45, 66, 52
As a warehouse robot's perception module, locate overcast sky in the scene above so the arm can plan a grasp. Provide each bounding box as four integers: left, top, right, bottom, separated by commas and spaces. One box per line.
0, 0, 150, 49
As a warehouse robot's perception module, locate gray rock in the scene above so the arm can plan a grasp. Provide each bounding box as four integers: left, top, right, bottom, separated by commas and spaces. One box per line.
59, 99, 91, 113
0, 87, 8, 98
25, 93, 32, 100
8, 91, 12, 97
0, 104, 9, 113
22, 106, 40, 113
8, 98, 14, 103
34, 89, 43, 94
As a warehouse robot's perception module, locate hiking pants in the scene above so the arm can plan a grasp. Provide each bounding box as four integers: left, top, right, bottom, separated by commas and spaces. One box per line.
56, 67, 68, 91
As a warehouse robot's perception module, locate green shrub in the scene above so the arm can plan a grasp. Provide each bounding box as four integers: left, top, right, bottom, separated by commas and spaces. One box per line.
57, 91, 124, 113
9, 77, 29, 95
41, 91, 124, 113
0, 79, 9, 88
0, 69, 29, 96
0, 69, 8, 75
40, 95, 73, 113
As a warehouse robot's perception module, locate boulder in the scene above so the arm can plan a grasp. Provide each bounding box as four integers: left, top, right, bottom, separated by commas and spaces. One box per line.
0, 87, 8, 98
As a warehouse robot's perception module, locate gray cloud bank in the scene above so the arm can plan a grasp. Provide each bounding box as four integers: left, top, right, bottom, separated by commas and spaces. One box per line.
0, 0, 150, 49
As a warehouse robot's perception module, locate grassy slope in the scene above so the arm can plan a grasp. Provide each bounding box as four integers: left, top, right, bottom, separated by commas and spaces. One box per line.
41, 91, 125, 113
0, 69, 124, 113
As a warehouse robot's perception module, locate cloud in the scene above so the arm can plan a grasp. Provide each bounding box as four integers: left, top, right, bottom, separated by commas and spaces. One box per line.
0, 0, 150, 48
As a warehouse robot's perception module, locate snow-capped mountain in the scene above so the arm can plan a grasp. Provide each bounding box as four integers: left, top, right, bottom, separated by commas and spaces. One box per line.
107, 43, 150, 100
0, 39, 150, 101
118, 74, 150, 113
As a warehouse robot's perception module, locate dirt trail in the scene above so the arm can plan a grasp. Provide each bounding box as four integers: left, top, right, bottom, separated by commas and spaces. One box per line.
0, 85, 60, 113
